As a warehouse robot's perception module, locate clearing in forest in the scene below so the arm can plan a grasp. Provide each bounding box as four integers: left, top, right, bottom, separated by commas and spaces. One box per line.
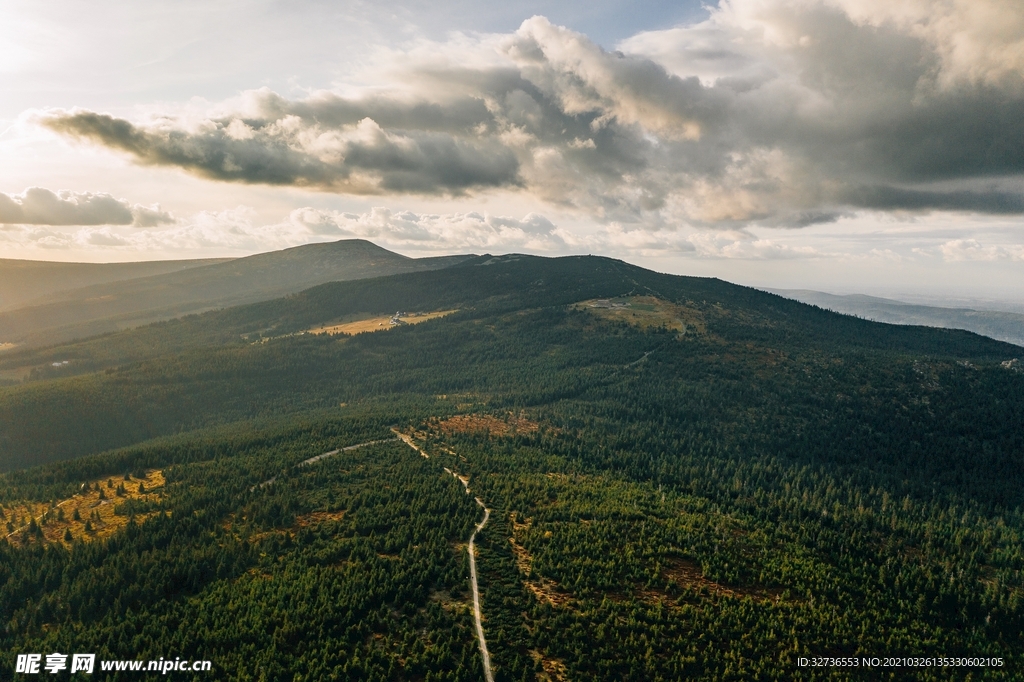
573, 295, 705, 334
308, 309, 457, 336
651, 557, 784, 604
530, 651, 570, 682
2, 470, 165, 547
509, 513, 571, 608
228, 509, 348, 543
0, 342, 16, 352
426, 412, 541, 437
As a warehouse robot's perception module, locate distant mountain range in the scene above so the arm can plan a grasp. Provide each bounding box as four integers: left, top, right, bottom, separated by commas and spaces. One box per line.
769, 289, 1024, 347
0, 240, 472, 348
4, 243, 1022, 354
0, 257, 230, 311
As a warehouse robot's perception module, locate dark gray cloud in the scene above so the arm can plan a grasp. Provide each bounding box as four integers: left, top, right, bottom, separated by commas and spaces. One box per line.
0, 187, 174, 226
843, 186, 1024, 214
45, 105, 520, 195
41, 6, 1024, 225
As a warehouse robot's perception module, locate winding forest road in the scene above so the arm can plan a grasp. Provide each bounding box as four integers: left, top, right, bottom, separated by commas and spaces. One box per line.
403, 434, 493, 682
468, 499, 494, 682
297, 430, 496, 681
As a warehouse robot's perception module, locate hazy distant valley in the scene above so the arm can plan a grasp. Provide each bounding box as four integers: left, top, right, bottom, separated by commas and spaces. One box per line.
772, 289, 1024, 347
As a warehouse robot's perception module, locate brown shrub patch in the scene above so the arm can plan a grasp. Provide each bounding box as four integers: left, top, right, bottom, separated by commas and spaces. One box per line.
429, 412, 541, 437
509, 513, 572, 607
530, 651, 570, 681
246, 509, 348, 542
295, 510, 347, 526
661, 558, 784, 603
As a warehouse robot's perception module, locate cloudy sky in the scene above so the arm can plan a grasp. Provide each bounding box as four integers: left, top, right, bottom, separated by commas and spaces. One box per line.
1, 0, 1022, 301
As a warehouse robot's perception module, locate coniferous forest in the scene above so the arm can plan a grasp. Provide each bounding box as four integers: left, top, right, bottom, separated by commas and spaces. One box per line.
1, 254, 1022, 680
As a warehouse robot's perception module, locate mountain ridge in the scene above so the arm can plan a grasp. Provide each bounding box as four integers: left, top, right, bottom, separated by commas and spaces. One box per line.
0, 239, 474, 348
0, 252, 1019, 472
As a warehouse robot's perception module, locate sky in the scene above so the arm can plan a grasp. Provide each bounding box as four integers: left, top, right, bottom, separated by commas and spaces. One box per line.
1, 0, 1022, 302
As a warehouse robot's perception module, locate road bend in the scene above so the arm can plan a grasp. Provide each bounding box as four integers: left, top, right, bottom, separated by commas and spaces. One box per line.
406, 437, 495, 682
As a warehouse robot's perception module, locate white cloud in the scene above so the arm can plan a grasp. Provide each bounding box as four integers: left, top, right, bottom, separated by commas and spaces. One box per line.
286, 206, 563, 251
0, 205, 565, 255
686, 229, 826, 259
0, 187, 174, 226
938, 238, 1024, 261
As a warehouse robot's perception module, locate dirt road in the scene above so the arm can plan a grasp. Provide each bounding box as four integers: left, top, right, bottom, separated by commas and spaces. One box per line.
468, 499, 494, 682
406, 436, 494, 682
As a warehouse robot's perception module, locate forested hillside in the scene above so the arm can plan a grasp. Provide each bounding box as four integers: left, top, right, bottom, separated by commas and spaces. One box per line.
1, 254, 1021, 679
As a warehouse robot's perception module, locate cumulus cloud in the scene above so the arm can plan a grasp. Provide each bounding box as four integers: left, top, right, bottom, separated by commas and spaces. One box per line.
39, 3, 1024, 227
938, 238, 1024, 261
0, 187, 174, 226
286, 206, 562, 251
685, 229, 826, 259
0, 202, 803, 261
827, 0, 1024, 89
0, 206, 565, 255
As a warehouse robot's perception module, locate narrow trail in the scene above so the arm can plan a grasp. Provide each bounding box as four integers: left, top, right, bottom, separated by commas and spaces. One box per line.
393, 429, 430, 458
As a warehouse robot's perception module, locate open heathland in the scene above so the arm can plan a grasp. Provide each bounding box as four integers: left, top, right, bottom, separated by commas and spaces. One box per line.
309, 309, 458, 335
